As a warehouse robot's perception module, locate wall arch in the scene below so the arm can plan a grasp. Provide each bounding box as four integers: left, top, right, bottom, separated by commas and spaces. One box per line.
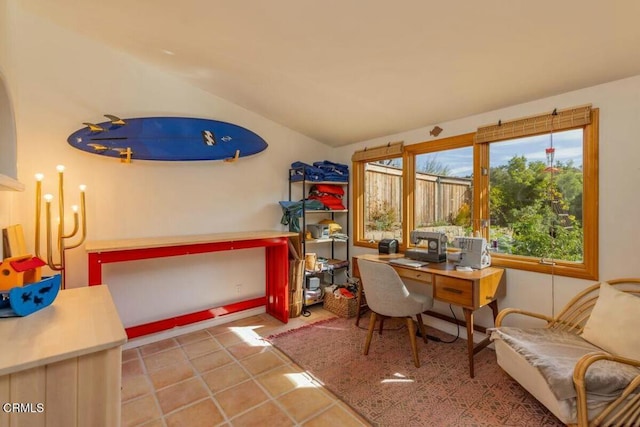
0, 71, 22, 190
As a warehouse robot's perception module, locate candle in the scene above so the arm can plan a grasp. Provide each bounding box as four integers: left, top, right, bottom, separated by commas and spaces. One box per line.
35, 173, 44, 257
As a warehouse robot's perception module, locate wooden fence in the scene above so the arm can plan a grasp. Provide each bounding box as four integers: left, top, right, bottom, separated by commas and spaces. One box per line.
365, 163, 472, 231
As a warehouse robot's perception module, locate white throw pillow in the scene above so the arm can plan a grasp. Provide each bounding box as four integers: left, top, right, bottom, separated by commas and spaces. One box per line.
581, 282, 640, 360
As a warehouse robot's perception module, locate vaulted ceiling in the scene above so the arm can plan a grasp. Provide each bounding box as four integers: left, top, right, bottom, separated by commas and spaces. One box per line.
21, 1, 640, 146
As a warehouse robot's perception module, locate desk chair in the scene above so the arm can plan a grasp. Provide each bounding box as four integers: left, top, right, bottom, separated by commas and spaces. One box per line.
358, 259, 434, 367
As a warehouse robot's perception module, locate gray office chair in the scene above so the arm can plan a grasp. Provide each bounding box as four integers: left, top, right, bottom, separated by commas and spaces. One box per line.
358, 259, 434, 367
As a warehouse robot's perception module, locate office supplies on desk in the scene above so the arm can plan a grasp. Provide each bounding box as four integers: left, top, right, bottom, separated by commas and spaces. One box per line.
405, 230, 447, 262
454, 237, 491, 269
378, 239, 398, 254
388, 258, 429, 268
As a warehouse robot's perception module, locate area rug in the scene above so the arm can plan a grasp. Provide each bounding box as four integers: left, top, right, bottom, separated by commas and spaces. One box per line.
267, 315, 563, 427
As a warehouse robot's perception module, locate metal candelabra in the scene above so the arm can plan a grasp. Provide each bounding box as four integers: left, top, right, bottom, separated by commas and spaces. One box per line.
34, 165, 87, 288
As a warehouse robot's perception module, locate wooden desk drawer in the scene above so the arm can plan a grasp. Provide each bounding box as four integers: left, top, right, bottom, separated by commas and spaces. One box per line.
396, 267, 431, 283
434, 275, 473, 307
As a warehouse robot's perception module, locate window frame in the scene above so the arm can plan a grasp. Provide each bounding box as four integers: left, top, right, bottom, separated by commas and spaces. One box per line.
352, 152, 405, 250
352, 109, 599, 280
403, 133, 477, 248
478, 109, 599, 280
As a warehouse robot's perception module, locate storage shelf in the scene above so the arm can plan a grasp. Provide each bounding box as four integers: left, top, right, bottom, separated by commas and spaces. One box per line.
305, 238, 348, 244
304, 209, 348, 213
291, 180, 348, 186
289, 165, 349, 315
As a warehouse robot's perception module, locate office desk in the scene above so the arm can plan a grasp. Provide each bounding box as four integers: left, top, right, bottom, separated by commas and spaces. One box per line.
352, 253, 506, 378
86, 230, 298, 338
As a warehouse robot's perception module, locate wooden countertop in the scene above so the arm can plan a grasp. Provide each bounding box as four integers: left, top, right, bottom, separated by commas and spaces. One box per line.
0, 286, 127, 376
86, 230, 299, 253
354, 253, 505, 280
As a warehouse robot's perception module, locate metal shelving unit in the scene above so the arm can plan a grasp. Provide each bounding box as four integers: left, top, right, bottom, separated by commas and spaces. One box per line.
288, 167, 349, 312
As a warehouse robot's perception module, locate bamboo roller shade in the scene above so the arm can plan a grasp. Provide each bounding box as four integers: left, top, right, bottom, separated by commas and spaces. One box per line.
476, 104, 592, 143
352, 141, 403, 162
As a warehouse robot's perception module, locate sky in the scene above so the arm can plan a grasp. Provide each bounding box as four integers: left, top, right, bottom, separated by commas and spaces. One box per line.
416, 129, 583, 178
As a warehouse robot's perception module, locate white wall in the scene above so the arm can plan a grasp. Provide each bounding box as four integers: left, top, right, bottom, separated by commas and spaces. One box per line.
335, 75, 640, 333
1, 1, 331, 327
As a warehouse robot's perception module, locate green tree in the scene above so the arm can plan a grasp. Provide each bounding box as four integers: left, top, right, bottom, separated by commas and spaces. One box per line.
490, 156, 583, 261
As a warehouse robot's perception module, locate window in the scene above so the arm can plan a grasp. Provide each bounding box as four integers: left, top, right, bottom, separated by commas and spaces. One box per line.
478, 107, 598, 279
352, 106, 599, 279
352, 142, 403, 248
405, 134, 475, 244
487, 129, 584, 260
363, 158, 403, 243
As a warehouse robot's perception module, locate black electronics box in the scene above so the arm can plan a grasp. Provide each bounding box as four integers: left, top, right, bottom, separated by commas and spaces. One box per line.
378, 239, 398, 254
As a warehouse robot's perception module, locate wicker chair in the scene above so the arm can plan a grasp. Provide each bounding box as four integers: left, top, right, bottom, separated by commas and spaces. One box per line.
491, 278, 640, 426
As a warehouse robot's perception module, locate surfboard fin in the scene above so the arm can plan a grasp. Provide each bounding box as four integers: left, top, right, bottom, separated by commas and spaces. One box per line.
87, 143, 108, 153
104, 114, 126, 126
113, 147, 133, 163
224, 150, 240, 163
83, 122, 105, 133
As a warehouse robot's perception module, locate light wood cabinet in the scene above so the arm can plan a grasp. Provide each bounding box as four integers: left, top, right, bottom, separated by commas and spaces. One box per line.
0, 285, 127, 426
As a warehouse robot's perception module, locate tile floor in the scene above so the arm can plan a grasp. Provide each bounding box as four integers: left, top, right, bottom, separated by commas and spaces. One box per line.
121, 306, 371, 427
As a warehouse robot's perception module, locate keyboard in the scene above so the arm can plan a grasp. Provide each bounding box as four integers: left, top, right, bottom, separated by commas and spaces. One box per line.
388, 258, 429, 268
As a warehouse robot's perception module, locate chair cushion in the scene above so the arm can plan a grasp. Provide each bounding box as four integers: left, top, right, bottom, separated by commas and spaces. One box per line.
490, 327, 640, 401
581, 282, 640, 360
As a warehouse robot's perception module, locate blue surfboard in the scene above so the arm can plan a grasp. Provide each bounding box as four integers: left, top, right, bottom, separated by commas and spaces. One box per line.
67, 116, 268, 161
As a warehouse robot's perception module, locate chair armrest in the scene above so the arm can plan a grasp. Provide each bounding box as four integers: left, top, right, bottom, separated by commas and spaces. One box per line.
494, 308, 555, 327
573, 352, 640, 427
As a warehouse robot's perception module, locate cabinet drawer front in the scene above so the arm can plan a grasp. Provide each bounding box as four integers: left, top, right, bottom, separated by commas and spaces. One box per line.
396, 268, 431, 283
434, 276, 473, 307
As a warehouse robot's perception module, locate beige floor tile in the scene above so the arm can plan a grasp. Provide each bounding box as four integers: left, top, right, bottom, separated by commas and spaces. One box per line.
205, 324, 233, 336
139, 338, 179, 357
122, 357, 145, 379
230, 315, 266, 327
277, 387, 335, 423
148, 359, 195, 390
255, 364, 308, 397
121, 308, 343, 427
182, 337, 222, 359
175, 329, 211, 345
137, 420, 165, 427
121, 394, 162, 427
164, 398, 225, 427
201, 362, 250, 393
190, 349, 234, 373
214, 380, 268, 418
143, 347, 187, 373
156, 377, 210, 415
214, 330, 245, 347
121, 374, 153, 402
303, 404, 370, 427
230, 401, 294, 427
239, 349, 287, 376
122, 348, 140, 363
226, 341, 271, 360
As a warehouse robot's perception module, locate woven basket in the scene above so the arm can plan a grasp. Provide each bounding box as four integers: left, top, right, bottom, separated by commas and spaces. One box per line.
323, 292, 358, 318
